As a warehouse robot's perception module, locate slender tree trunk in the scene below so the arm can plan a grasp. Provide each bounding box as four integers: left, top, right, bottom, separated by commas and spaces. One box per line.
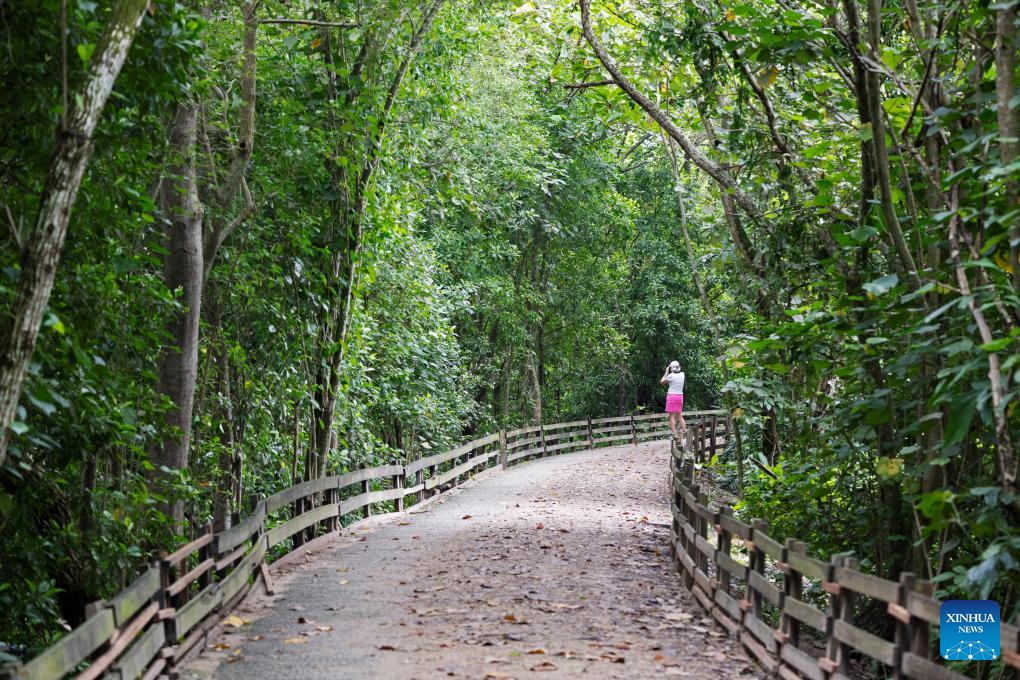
997, 4, 1018, 200
0, 0, 150, 469
211, 329, 235, 533
152, 102, 204, 526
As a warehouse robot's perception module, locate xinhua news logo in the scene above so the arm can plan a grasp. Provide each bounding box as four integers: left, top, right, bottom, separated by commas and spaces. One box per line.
940, 600, 1000, 661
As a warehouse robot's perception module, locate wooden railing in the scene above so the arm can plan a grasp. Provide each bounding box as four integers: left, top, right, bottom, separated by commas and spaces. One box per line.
0, 410, 719, 680
670, 425, 1020, 680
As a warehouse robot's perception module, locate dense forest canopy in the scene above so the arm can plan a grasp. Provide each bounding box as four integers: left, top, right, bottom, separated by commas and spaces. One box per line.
0, 0, 1018, 659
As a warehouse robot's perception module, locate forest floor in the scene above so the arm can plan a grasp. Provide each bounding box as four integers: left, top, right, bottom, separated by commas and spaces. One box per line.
183, 441, 761, 679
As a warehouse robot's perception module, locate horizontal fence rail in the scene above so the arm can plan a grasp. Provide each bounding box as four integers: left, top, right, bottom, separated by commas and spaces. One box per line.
1, 411, 708, 680
669, 427, 1020, 680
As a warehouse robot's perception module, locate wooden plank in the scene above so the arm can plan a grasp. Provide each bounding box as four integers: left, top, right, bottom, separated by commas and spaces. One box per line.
541, 429, 587, 443
590, 415, 632, 425
786, 550, 828, 582
744, 613, 779, 653
423, 451, 494, 489
779, 643, 825, 680
507, 435, 543, 450
139, 657, 165, 680
906, 590, 942, 624
693, 567, 714, 596
545, 440, 586, 453
782, 595, 828, 633
335, 464, 404, 489
213, 500, 265, 554
752, 528, 783, 559
77, 602, 159, 680
506, 447, 543, 463
164, 532, 212, 568
592, 432, 634, 444
717, 551, 749, 583
266, 503, 335, 547
338, 487, 406, 516
405, 444, 474, 476
214, 543, 246, 572
543, 419, 588, 429
694, 533, 715, 560
1003, 622, 1020, 654
901, 653, 972, 680
166, 558, 215, 598
834, 567, 900, 603
260, 563, 275, 595
592, 423, 632, 435
692, 580, 714, 612
108, 566, 160, 627
714, 588, 742, 621
109, 622, 165, 680
749, 570, 783, 607
220, 537, 266, 603
633, 413, 668, 421
739, 629, 779, 672
16, 609, 115, 680
265, 477, 337, 514
832, 620, 897, 666
173, 583, 222, 640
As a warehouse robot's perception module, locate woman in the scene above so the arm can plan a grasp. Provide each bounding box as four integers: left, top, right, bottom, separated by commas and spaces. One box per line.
660, 361, 686, 438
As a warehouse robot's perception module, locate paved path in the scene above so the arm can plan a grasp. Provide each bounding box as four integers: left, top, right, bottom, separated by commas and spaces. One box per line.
184, 441, 759, 679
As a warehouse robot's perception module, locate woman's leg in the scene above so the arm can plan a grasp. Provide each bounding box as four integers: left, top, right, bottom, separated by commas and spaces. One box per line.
679, 414, 687, 432
668, 413, 678, 436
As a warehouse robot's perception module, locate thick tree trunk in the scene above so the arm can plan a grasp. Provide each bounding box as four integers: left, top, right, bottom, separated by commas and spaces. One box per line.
152, 102, 204, 526
996, 4, 1018, 200
0, 0, 150, 469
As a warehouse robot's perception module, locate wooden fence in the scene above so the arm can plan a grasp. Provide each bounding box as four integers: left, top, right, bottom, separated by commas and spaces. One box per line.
671, 425, 1020, 680
0, 410, 720, 680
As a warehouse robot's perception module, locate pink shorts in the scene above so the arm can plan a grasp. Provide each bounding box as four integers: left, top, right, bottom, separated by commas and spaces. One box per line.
665, 393, 684, 414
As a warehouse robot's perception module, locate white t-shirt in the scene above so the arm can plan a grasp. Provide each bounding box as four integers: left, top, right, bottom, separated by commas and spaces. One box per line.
665, 372, 685, 395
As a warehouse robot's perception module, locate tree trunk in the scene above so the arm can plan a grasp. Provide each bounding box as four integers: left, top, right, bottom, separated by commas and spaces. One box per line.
0, 0, 150, 469
152, 102, 204, 526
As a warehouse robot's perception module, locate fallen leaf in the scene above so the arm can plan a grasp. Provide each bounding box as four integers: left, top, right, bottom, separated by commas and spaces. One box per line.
378, 644, 398, 651
339, 579, 350, 585
535, 523, 544, 530
462, 515, 473, 520
209, 642, 232, 651
223, 615, 245, 628
316, 626, 333, 632
526, 648, 546, 655
530, 661, 557, 671
283, 637, 308, 645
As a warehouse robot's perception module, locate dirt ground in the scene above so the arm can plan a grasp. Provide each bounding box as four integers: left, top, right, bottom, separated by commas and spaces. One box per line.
183, 441, 762, 679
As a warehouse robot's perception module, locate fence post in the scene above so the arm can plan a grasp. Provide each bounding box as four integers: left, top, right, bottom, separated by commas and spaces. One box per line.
629, 414, 637, 446
392, 470, 404, 513
716, 505, 733, 596
586, 417, 594, 449
821, 555, 854, 676
499, 430, 508, 469
198, 522, 213, 589
777, 538, 803, 656
710, 415, 718, 459
747, 519, 769, 621
361, 464, 371, 519
695, 488, 710, 577
540, 423, 548, 458
428, 462, 438, 497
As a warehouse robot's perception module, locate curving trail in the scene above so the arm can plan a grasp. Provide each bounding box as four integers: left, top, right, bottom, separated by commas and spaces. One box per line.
183, 441, 760, 679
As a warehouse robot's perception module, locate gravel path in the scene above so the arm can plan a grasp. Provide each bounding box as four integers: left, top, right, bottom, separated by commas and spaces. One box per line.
183, 441, 760, 679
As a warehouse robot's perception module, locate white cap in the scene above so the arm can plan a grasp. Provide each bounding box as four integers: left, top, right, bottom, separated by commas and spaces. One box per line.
669, 361, 680, 370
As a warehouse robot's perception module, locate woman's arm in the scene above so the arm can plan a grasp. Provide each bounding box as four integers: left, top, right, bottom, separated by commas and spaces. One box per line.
659, 367, 670, 385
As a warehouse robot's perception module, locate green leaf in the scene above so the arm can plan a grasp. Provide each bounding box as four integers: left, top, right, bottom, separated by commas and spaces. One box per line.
944, 395, 978, 447
862, 274, 898, 296
978, 337, 1012, 352
76, 42, 96, 64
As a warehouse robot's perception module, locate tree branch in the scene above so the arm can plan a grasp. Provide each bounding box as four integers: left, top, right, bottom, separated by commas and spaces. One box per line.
563, 78, 615, 89
578, 0, 763, 222
260, 18, 357, 28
